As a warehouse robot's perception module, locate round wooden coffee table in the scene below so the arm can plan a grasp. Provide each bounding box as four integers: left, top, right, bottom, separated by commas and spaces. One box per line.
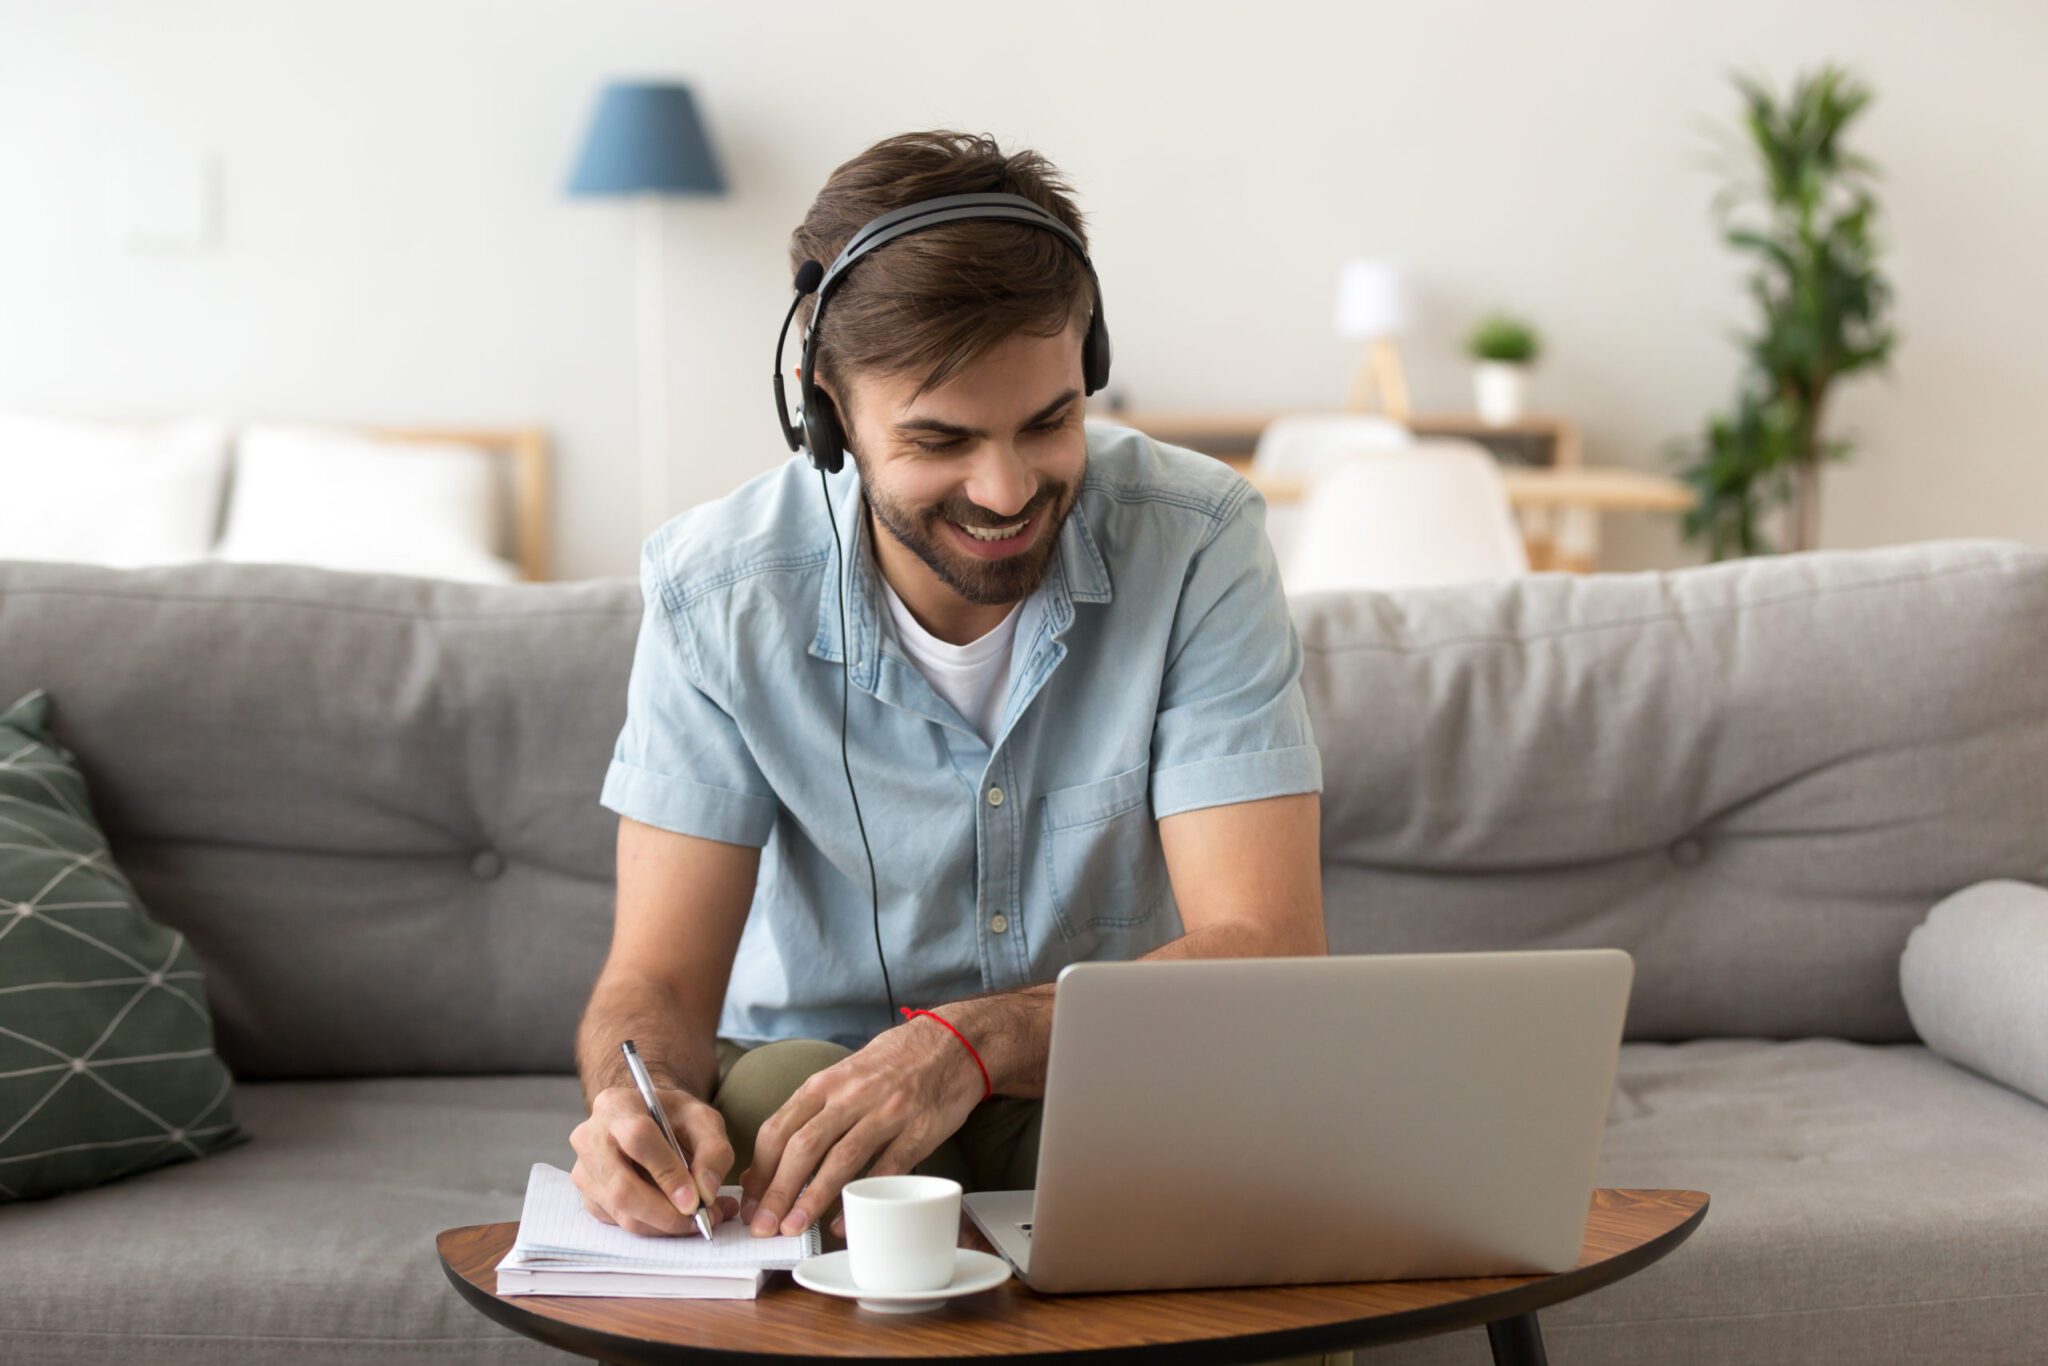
439, 1187, 1706, 1365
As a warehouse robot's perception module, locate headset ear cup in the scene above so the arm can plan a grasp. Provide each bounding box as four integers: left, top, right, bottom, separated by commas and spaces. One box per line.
1083, 310, 1112, 395
804, 386, 847, 475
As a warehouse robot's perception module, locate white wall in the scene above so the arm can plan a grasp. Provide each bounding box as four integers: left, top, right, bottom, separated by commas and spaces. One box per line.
3, 0, 2043, 579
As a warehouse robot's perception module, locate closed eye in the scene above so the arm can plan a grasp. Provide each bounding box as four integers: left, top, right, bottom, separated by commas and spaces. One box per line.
914, 412, 1071, 454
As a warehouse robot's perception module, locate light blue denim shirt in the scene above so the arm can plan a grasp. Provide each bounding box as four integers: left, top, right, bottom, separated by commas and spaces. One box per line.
599, 421, 1322, 1049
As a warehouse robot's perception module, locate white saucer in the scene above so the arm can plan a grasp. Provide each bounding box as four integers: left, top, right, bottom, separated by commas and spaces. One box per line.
791, 1248, 1012, 1313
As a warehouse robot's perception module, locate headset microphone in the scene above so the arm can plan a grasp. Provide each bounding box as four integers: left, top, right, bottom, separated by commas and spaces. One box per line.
771, 260, 827, 456
768, 192, 1112, 1034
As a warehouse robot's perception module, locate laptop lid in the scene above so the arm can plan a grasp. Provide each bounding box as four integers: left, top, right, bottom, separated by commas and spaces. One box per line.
1019, 950, 1633, 1294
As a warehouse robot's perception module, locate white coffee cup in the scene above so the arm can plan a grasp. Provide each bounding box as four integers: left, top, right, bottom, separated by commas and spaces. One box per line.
840, 1174, 961, 1293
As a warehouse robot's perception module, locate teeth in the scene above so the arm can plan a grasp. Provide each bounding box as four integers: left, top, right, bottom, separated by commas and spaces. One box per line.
957, 518, 1026, 541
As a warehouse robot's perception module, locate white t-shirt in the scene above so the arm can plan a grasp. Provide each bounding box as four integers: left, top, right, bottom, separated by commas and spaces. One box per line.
879, 576, 1022, 747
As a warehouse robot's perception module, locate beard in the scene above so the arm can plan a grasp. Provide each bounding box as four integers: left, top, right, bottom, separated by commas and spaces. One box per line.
859, 464, 1077, 607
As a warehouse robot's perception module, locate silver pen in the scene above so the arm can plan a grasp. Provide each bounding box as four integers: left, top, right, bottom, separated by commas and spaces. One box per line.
620, 1039, 716, 1240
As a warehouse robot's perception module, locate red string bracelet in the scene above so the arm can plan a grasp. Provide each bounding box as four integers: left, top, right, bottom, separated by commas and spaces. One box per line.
900, 1006, 992, 1102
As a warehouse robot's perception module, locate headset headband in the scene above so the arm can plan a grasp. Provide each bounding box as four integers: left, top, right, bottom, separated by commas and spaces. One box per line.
823, 192, 1092, 292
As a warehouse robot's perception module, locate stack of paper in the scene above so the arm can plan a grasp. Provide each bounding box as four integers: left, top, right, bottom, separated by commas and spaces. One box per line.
495, 1162, 820, 1299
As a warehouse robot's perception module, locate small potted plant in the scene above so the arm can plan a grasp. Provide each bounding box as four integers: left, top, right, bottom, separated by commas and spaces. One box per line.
1467, 313, 1541, 425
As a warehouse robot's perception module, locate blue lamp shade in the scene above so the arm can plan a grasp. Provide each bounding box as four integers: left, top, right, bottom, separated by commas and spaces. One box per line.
567, 81, 726, 196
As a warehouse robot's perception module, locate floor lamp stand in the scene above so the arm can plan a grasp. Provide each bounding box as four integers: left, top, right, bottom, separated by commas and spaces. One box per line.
635, 194, 671, 535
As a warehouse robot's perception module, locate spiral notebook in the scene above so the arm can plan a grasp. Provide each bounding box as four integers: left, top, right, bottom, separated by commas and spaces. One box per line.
494, 1162, 821, 1299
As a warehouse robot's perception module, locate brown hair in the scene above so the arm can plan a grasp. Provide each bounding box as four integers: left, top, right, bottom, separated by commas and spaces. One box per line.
789, 130, 1095, 413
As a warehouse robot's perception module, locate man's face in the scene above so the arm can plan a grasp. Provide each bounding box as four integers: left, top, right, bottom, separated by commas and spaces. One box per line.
824, 321, 1088, 607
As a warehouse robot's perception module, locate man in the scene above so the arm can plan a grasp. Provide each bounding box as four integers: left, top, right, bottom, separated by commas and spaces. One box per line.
571, 129, 1325, 1273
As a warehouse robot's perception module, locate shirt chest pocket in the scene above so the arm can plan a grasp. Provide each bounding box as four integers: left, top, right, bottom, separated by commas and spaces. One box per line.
1040, 762, 1172, 942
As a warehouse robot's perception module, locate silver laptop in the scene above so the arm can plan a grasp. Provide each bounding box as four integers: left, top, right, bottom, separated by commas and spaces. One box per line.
964, 949, 1633, 1294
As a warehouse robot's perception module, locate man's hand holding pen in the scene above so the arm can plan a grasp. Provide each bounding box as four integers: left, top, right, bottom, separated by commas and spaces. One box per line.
570, 1074, 739, 1238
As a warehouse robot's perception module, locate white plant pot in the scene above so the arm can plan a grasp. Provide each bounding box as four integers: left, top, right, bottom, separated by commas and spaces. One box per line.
1474, 361, 1529, 426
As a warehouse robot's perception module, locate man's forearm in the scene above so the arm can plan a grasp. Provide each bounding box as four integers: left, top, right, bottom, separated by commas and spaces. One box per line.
938, 917, 1321, 1100
576, 971, 719, 1111
934, 982, 1056, 1099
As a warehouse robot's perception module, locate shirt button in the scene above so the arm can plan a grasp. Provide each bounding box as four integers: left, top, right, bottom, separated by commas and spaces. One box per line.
989, 914, 1009, 934
987, 786, 1004, 807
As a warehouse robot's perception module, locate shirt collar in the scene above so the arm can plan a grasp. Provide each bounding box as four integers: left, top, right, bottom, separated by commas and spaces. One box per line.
809, 463, 1112, 685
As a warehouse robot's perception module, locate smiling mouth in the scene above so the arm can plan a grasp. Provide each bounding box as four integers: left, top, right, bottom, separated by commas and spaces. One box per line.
954, 518, 1029, 541
941, 506, 1043, 559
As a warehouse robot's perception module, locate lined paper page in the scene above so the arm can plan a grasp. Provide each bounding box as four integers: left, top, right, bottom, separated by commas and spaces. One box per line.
507, 1162, 816, 1269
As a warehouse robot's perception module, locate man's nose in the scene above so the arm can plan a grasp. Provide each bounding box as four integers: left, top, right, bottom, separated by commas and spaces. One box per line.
960, 445, 1038, 519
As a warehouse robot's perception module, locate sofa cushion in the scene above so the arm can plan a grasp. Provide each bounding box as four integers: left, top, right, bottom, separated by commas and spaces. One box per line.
1900, 878, 2048, 1108
0, 1048, 2042, 1366
0, 689, 247, 1202
1379, 1040, 2048, 1365
1300, 538, 2048, 1042
0, 1075, 579, 1366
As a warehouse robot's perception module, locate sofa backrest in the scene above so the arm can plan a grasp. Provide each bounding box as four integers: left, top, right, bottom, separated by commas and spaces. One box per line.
1299, 538, 2048, 1043
0, 561, 634, 1079
2, 538, 2042, 1077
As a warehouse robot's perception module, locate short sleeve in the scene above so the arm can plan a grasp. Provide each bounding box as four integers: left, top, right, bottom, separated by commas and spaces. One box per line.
598, 536, 781, 847
1149, 486, 1323, 819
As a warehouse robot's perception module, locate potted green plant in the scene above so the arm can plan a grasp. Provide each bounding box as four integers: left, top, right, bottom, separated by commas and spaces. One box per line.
1668, 63, 1897, 559
1466, 314, 1541, 425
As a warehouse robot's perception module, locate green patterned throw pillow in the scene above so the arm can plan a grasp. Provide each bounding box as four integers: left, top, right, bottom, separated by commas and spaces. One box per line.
0, 689, 246, 1201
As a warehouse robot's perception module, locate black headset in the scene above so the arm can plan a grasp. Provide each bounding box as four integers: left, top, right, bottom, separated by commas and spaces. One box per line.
767, 189, 1112, 1035
772, 190, 1112, 474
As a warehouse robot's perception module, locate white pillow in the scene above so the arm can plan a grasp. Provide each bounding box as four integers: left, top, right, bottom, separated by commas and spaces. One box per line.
1900, 880, 2048, 1110
0, 411, 231, 567
213, 423, 516, 581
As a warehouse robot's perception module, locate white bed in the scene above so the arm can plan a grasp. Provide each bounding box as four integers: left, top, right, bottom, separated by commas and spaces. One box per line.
0, 413, 550, 582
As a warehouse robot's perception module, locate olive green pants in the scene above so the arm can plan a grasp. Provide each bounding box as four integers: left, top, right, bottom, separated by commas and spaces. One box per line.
710, 1037, 1351, 1366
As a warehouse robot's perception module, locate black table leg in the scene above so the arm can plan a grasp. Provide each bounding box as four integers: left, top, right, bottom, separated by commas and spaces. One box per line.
1485, 1312, 1547, 1366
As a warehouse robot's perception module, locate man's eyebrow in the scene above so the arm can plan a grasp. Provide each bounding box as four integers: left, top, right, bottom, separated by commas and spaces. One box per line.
894, 388, 1081, 438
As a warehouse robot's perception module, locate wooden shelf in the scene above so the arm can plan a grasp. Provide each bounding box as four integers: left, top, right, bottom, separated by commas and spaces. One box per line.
1093, 407, 1580, 468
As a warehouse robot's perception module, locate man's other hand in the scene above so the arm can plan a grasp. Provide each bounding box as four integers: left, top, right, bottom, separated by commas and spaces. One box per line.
738, 1013, 984, 1238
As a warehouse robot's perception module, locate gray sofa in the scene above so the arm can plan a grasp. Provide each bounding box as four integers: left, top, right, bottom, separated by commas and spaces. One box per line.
2, 537, 2045, 1365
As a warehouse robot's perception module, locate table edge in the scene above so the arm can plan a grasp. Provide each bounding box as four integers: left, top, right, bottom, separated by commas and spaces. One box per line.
437, 1189, 1710, 1365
